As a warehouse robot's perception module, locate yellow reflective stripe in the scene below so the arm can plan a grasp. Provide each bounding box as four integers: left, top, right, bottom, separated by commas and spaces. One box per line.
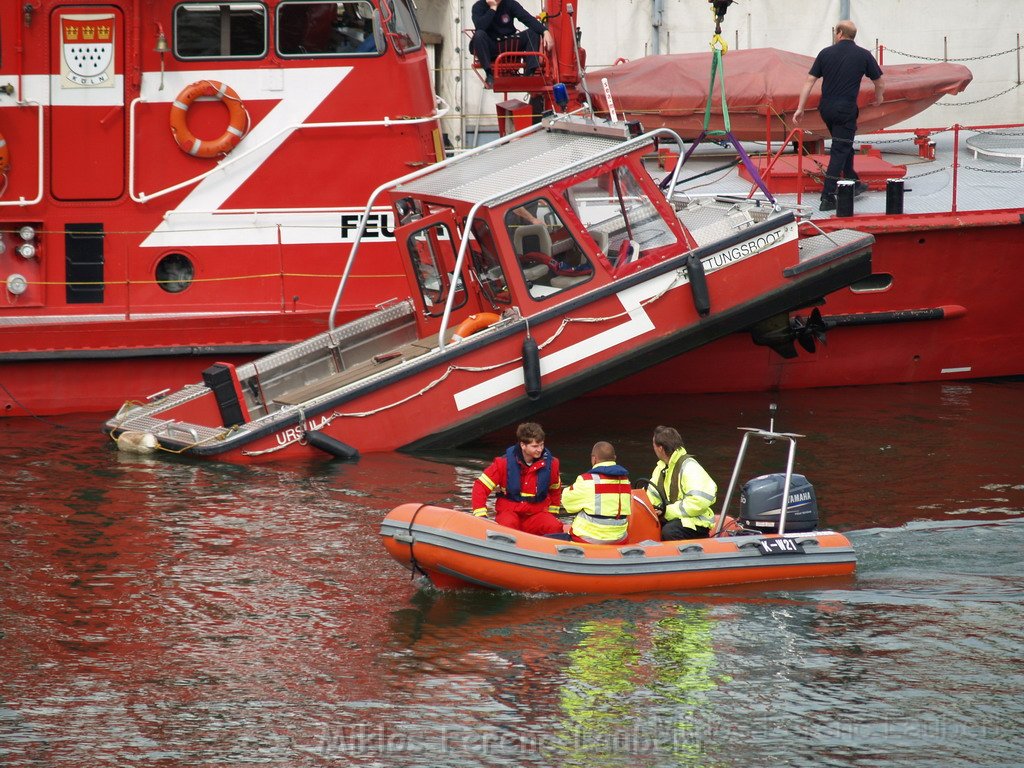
578, 513, 629, 527
571, 512, 628, 542
478, 473, 496, 490
473, 508, 489, 516
686, 489, 715, 502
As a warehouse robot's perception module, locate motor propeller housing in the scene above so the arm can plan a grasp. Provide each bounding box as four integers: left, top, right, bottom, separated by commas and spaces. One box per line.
750, 307, 828, 358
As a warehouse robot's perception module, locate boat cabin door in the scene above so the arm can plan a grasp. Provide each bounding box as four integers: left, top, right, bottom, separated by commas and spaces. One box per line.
396, 208, 470, 327
49, 4, 126, 201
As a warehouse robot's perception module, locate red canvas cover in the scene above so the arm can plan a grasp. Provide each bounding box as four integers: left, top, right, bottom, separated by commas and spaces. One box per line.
584, 47, 973, 140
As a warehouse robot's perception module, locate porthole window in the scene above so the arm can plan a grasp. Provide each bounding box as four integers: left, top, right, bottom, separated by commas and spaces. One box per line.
156, 253, 195, 293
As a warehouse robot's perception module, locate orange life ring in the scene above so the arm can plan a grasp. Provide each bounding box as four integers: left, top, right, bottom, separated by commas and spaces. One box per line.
0, 131, 9, 173
451, 312, 501, 341
169, 80, 248, 158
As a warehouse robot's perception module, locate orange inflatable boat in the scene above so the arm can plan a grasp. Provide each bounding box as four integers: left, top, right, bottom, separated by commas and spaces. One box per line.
380, 496, 854, 594
380, 420, 856, 594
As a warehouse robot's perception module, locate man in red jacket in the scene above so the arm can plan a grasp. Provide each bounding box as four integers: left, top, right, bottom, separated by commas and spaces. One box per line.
472, 422, 564, 535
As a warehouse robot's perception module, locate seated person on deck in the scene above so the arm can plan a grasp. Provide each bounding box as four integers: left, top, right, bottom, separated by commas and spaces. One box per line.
562, 441, 632, 545
470, 0, 554, 87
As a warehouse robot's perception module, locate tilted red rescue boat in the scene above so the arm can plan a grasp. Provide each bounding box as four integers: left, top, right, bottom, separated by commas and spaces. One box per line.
104, 113, 873, 461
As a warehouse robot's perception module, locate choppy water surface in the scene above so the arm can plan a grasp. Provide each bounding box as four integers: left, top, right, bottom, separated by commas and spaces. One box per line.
1, 381, 1023, 767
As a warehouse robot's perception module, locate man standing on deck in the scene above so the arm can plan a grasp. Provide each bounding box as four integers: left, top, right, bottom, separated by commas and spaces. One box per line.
793, 20, 885, 212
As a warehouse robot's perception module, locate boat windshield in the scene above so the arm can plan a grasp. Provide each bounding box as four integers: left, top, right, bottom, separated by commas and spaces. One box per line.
383, 0, 422, 53
563, 165, 677, 269
505, 199, 593, 300
468, 220, 511, 308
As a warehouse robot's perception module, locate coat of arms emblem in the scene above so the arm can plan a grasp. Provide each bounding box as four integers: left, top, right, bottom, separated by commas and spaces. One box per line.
61, 14, 116, 87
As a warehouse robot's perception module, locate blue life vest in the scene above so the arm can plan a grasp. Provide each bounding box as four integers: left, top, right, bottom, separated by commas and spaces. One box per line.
502, 445, 552, 502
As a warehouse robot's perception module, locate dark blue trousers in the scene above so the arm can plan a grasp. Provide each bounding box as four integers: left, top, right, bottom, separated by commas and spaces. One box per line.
470, 29, 541, 75
819, 99, 860, 197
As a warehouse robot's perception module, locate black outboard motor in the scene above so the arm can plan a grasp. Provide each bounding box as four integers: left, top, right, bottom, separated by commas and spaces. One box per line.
739, 473, 819, 533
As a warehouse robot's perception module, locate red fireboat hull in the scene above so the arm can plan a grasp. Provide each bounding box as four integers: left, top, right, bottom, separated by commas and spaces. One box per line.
596, 208, 1024, 395
0, 0, 439, 419
5, 208, 1020, 416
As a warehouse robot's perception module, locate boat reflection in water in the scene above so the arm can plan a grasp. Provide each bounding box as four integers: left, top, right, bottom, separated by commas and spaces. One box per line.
386, 591, 731, 762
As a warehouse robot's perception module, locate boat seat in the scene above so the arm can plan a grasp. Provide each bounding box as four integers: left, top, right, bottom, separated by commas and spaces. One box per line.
549, 274, 589, 289
514, 224, 554, 282
625, 492, 663, 544
523, 262, 550, 282
513, 224, 552, 257
272, 339, 435, 406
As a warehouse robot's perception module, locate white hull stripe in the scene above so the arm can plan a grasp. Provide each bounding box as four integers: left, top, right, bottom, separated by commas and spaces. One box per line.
141, 67, 351, 248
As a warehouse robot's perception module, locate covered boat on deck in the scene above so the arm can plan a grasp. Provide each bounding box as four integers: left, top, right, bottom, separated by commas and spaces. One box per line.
585, 48, 973, 141
105, 112, 873, 461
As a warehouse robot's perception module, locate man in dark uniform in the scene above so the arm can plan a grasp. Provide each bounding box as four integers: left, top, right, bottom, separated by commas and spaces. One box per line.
793, 20, 885, 212
471, 0, 553, 88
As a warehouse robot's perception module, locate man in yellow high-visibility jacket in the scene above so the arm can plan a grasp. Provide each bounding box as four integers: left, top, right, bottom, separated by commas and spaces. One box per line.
562, 441, 632, 544
647, 425, 717, 540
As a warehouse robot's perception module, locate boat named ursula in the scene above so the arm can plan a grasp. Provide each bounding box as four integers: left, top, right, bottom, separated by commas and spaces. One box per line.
105, 111, 873, 461
380, 423, 856, 594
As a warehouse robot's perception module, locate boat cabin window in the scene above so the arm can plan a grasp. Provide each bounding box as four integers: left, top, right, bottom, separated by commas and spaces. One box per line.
383, 0, 422, 54
505, 199, 592, 300
406, 222, 466, 316
468, 220, 511, 308
174, 3, 267, 59
278, 1, 383, 56
563, 166, 678, 272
